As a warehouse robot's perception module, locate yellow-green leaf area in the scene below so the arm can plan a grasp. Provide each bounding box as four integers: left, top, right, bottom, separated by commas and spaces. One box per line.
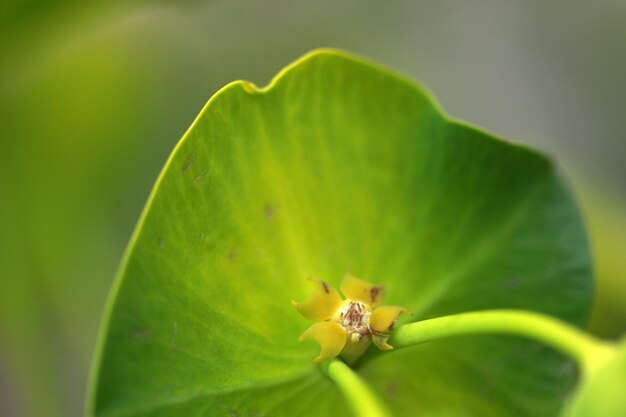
89, 49, 592, 417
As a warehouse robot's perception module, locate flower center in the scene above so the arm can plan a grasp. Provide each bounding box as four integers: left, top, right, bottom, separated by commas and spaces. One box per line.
335, 301, 372, 342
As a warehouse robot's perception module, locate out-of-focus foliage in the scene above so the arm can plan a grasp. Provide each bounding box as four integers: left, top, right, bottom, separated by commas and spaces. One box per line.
581, 184, 626, 338
1, 5, 214, 416
0, 1, 624, 417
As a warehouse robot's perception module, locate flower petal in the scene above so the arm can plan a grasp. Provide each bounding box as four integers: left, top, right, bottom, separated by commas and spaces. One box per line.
340, 274, 385, 307
299, 322, 347, 363
369, 306, 410, 332
291, 278, 343, 321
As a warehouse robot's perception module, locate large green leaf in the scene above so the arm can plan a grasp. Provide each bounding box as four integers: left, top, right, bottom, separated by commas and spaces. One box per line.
88, 49, 592, 417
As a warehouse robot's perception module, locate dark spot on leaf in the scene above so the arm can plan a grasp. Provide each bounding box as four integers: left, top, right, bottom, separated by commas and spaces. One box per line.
503, 276, 522, 289
182, 155, 194, 172
133, 328, 152, 339
228, 250, 236, 262
263, 204, 274, 220
322, 281, 330, 294
481, 379, 495, 396
386, 380, 398, 398
192, 170, 206, 184
171, 321, 178, 349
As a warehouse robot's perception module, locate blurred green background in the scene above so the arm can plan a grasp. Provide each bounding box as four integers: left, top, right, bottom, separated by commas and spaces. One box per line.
1, 1, 624, 416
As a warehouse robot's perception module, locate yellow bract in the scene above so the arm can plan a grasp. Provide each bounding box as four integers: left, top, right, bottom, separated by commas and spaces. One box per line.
370, 306, 410, 351
370, 306, 410, 332
340, 274, 385, 307
299, 322, 347, 363
291, 278, 343, 321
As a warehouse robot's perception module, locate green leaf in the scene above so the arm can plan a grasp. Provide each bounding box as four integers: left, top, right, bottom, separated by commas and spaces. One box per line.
88, 49, 592, 417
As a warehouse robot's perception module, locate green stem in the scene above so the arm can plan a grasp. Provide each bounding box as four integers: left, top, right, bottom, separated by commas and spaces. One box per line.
389, 309, 616, 377
321, 358, 393, 417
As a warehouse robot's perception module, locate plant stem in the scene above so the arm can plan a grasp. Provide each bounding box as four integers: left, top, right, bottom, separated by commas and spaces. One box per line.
321, 358, 393, 417
389, 309, 616, 377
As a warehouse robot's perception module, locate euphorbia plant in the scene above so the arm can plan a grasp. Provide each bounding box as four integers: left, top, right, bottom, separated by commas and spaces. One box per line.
87, 49, 623, 417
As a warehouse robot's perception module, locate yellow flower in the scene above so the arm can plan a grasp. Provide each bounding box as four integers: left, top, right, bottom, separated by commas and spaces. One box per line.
292, 275, 410, 363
